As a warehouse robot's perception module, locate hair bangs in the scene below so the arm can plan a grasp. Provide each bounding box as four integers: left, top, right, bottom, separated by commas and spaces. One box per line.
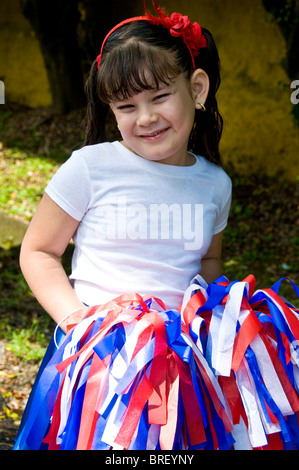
97, 41, 181, 103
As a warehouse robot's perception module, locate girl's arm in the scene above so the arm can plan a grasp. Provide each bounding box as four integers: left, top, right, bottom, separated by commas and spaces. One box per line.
200, 231, 224, 284
20, 194, 86, 331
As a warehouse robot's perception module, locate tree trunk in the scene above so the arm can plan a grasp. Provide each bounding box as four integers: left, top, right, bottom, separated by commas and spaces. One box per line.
286, 0, 299, 80
22, 0, 86, 114
80, 0, 139, 64
262, 0, 299, 80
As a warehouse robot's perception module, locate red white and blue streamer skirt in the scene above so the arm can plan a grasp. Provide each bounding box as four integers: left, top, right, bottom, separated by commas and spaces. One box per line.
13, 275, 299, 450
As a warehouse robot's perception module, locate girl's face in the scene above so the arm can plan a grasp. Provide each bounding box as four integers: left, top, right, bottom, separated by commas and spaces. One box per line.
110, 72, 204, 166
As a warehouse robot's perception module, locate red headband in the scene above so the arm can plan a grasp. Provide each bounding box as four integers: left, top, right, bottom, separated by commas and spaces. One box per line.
96, 2, 207, 71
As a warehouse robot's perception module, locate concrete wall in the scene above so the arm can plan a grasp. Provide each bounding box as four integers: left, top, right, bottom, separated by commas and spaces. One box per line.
0, 0, 51, 107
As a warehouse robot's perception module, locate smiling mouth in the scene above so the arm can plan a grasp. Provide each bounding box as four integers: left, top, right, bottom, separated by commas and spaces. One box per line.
139, 128, 169, 140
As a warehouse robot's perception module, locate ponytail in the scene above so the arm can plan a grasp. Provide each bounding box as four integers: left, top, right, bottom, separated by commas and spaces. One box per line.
189, 28, 223, 165
84, 61, 109, 145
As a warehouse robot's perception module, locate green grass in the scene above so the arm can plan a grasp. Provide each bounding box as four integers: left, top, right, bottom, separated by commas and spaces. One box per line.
4, 326, 48, 362
0, 147, 59, 220
0, 256, 54, 361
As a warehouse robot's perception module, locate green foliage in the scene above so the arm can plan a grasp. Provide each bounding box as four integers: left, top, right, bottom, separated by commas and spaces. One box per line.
291, 102, 299, 126
0, 147, 59, 220
4, 325, 47, 362
0, 264, 30, 301
266, 1, 299, 37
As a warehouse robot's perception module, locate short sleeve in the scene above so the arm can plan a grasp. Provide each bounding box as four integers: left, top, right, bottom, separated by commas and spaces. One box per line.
213, 175, 232, 234
45, 151, 90, 221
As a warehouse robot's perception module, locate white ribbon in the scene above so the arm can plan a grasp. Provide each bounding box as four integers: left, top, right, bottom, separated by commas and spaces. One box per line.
235, 359, 268, 448
214, 282, 247, 376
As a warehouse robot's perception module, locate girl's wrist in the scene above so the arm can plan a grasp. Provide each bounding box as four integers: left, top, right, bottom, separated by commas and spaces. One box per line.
54, 305, 89, 345
56, 305, 88, 333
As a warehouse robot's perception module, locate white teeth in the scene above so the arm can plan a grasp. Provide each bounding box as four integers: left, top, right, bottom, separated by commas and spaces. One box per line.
150, 131, 161, 137
141, 130, 164, 138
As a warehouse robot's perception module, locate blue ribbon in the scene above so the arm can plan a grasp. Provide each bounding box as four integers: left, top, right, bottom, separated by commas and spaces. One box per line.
60, 358, 92, 450
271, 277, 299, 298
245, 347, 293, 446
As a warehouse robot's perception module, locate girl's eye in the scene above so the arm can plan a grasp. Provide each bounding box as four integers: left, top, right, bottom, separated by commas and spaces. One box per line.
154, 93, 170, 102
117, 104, 135, 111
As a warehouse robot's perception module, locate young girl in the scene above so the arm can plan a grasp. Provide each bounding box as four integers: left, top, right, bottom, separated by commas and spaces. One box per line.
13, 3, 299, 451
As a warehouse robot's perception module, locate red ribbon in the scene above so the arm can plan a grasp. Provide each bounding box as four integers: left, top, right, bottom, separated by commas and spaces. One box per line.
232, 309, 263, 371
159, 354, 180, 449
147, 312, 168, 425
259, 329, 299, 413
43, 374, 65, 450
76, 354, 107, 450
219, 373, 248, 427
114, 374, 154, 448
173, 350, 206, 446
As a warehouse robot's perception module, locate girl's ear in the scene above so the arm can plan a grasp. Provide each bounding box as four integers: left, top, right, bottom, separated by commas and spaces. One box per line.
191, 69, 210, 109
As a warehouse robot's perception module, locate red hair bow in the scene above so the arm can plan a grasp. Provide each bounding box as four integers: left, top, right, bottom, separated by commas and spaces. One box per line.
97, 1, 207, 70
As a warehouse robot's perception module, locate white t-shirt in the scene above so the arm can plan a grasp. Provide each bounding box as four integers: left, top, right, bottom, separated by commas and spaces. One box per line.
45, 141, 232, 308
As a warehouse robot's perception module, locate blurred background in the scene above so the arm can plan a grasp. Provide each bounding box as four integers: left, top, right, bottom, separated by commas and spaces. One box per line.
0, 0, 298, 449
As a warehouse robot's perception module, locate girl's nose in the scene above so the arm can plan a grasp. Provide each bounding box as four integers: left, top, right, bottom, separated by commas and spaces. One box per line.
136, 105, 158, 127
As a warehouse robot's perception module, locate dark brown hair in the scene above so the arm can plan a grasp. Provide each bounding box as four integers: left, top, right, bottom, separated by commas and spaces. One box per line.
85, 20, 223, 164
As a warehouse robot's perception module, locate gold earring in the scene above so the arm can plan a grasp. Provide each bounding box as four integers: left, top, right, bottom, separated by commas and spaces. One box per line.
198, 102, 206, 112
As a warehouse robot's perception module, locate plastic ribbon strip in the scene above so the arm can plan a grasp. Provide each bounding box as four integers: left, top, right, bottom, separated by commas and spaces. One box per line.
14, 275, 299, 450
